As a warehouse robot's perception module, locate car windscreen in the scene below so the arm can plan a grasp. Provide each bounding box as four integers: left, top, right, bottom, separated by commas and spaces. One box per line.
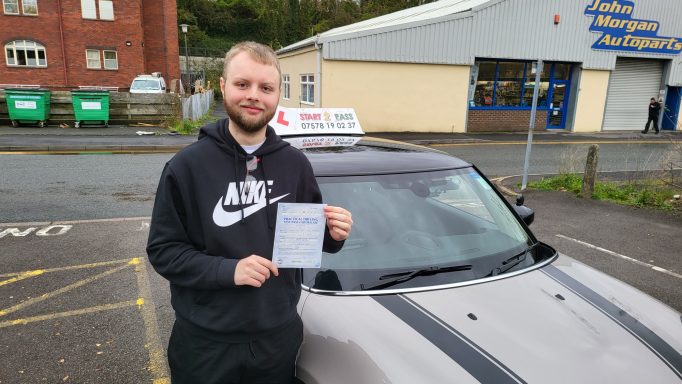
302, 167, 546, 292
131, 79, 161, 90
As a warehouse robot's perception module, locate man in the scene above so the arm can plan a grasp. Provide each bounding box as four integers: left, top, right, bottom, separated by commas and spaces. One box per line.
147, 41, 353, 384
642, 97, 661, 134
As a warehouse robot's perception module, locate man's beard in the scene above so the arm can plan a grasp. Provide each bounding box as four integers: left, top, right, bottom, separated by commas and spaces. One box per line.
225, 101, 275, 133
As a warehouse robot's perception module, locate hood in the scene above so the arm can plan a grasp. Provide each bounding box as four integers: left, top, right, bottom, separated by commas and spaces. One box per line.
198, 118, 290, 157
297, 255, 682, 383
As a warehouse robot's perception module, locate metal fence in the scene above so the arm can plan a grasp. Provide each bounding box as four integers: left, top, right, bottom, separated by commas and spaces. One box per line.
182, 90, 213, 121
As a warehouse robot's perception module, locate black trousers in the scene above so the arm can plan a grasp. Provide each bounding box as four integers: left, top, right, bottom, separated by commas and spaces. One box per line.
644, 116, 659, 132
168, 316, 303, 384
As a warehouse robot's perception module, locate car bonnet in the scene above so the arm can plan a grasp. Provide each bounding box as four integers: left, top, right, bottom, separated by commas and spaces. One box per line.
296, 254, 682, 383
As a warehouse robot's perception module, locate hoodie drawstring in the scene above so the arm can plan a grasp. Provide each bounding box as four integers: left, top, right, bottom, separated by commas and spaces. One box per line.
260, 157, 274, 229
233, 146, 246, 223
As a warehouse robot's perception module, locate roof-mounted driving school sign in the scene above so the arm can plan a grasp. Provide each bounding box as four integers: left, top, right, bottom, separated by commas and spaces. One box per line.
268, 106, 364, 149
585, 0, 682, 55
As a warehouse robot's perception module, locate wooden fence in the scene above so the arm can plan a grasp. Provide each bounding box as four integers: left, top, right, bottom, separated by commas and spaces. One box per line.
0, 90, 182, 126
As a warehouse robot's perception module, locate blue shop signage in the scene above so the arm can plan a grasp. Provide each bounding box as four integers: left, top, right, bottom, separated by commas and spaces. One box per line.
585, 0, 682, 55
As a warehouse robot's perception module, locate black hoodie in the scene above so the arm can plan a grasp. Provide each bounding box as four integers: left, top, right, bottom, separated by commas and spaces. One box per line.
147, 118, 343, 340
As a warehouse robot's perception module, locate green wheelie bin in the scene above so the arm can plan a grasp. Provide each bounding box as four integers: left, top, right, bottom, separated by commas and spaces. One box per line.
71, 90, 110, 128
5, 88, 51, 127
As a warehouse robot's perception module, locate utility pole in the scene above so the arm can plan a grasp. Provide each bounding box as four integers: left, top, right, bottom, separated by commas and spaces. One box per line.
521, 59, 543, 190
179, 24, 190, 94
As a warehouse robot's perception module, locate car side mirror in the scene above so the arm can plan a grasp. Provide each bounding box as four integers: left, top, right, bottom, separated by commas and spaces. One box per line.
513, 194, 534, 226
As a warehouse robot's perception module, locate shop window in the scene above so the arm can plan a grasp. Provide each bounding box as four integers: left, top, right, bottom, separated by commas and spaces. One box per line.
5, 40, 46, 67
495, 62, 524, 107
474, 62, 496, 107
301, 74, 314, 104
282, 74, 290, 100
553, 63, 571, 81
4, 0, 36, 15
81, 0, 114, 20
523, 63, 550, 107
473, 60, 569, 109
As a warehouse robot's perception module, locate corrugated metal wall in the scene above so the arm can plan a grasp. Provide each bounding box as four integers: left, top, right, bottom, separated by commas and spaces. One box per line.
321, 0, 682, 85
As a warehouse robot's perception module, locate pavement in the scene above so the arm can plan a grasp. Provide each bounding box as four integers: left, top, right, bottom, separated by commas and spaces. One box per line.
1, 101, 680, 152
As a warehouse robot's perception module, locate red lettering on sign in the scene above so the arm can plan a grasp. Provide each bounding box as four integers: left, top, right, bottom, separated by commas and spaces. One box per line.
277, 111, 290, 126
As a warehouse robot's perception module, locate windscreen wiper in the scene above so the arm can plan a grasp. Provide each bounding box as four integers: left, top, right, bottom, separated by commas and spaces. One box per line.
360, 264, 472, 291
487, 244, 537, 277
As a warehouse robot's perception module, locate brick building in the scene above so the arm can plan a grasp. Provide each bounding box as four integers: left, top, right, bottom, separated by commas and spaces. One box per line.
1, 0, 180, 90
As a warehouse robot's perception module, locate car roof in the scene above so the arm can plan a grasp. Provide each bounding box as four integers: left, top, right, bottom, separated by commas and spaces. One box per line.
299, 136, 472, 177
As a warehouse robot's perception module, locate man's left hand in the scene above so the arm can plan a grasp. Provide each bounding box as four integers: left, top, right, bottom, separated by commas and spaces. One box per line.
324, 205, 353, 242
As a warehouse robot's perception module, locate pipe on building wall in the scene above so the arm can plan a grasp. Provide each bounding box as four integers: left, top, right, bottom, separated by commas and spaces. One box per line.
315, 36, 321, 108
56, 0, 68, 86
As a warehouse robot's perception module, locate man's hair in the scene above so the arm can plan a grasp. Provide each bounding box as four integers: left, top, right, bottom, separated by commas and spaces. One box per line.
222, 41, 281, 81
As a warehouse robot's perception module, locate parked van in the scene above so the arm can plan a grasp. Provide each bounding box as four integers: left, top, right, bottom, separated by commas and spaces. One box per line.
129, 72, 166, 93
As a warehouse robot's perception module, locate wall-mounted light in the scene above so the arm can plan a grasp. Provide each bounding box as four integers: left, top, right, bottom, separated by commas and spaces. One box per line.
125, 41, 132, 47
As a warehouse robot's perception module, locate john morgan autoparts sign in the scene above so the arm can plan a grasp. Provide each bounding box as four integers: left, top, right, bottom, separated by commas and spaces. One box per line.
585, 0, 682, 54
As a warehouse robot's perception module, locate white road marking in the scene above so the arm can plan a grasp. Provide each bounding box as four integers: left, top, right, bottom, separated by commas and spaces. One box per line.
556, 234, 682, 280
0, 217, 150, 227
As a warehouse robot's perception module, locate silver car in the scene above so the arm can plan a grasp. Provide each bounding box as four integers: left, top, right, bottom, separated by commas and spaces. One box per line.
292, 136, 682, 384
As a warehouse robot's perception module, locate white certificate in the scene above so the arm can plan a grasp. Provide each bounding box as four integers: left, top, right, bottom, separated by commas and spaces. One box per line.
272, 203, 326, 268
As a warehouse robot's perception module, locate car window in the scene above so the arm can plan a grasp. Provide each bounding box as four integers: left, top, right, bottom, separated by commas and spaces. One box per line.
304, 167, 536, 291
131, 79, 161, 90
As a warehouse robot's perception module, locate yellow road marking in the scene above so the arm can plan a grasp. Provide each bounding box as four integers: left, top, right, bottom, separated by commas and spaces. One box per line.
0, 258, 134, 278
0, 270, 44, 287
0, 299, 138, 328
134, 259, 170, 381
431, 140, 671, 147
0, 263, 130, 318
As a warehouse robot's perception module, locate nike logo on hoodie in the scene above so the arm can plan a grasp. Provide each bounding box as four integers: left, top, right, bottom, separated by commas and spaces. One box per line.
212, 180, 289, 227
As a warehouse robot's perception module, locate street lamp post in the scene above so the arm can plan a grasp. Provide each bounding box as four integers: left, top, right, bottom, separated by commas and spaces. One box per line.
179, 24, 190, 94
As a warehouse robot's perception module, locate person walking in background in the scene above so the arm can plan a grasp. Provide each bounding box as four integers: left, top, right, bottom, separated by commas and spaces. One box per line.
642, 97, 661, 134
147, 41, 353, 384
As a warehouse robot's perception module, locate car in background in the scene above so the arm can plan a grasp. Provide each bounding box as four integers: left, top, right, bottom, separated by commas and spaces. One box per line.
289, 134, 682, 384
129, 72, 166, 94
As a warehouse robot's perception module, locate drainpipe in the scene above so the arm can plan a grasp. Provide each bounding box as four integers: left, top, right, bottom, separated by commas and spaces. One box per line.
56, 0, 68, 86
315, 36, 321, 107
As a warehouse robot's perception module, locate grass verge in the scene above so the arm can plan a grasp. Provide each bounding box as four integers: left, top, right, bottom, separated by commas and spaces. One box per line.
527, 173, 681, 212
166, 101, 219, 135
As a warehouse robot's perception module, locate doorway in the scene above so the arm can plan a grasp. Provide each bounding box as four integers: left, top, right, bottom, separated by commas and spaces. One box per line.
546, 64, 572, 129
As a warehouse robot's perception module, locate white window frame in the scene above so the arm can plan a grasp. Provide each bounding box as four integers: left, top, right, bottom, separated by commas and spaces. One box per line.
3, 0, 19, 14
300, 74, 314, 105
103, 50, 118, 70
98, 0, 113, 20
282, 74, 290, 100
86, 49, 101, 69
5, 40, 47, 67
81, 0, 114, 20
21, 0, 37, 15
81, 0, 96, 18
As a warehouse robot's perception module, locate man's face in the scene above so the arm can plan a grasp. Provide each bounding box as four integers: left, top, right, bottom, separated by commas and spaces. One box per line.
220, 52, 280, 133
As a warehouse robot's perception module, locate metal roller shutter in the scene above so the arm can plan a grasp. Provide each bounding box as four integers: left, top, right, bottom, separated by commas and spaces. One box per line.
602, 58, 663, 131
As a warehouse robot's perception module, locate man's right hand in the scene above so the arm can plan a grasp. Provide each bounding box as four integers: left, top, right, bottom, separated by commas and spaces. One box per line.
234, 255, 279, 287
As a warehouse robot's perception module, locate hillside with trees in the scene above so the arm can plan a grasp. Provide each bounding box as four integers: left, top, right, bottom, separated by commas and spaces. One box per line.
177, 0, 436, 56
